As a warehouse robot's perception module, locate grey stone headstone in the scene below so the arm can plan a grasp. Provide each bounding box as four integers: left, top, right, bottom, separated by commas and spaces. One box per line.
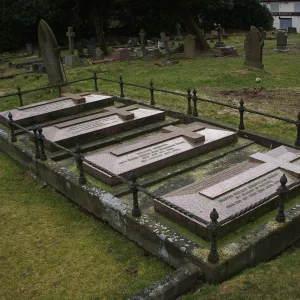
25, 44, 33, 55
244, 26, 264, 69
288, 27, 297, 33
95, 48, 104, 60
184, 34, 196, 57
160, 32, 171, 57
87, 45, 96, 58
215, 24, 225, 48
275, 31, 289, 51
38, 19, 67, 85
75, 42, 84, 56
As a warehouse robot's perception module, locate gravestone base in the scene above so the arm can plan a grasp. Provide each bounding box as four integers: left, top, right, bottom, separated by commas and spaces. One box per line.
244, 61, 264, 69
215, 41, 225, 48
274, 46, 289, 52
65, 55, 80, 67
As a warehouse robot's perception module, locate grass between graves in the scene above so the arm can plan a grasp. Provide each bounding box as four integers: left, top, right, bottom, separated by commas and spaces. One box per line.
0, 151, 172, 300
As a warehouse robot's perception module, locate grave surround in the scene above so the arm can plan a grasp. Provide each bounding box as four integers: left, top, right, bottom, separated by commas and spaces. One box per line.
41, 105, 165, 151
83, 122, 237, 185
0, 93, 115, 127
154, 145, 300, 238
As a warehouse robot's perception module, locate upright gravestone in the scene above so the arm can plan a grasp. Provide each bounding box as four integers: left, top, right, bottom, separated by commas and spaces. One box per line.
65, 27, 80, 67
176, 23, 182, 40
275, 31, 289, 52
95, 48, 104, 60
215, 24, 225, 48
139, 29, 146, 57
184, 34, 196, 57
244, 26, 264, 69
259, 27, 267, 40
288, 27, 297, 34
25, 44, 33, 55
160, 32, 171, 58
87, 45, 96, 58
38, 19, 67, 85
75, 42, 84, 56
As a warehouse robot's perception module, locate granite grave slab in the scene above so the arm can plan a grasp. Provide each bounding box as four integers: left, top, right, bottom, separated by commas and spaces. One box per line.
154, 146, 300, 238
0, 93, 115, 127
83, 122, 237, 185
40, 105, 165, 151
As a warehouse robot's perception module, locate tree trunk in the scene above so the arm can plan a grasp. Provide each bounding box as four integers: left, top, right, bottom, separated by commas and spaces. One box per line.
89, 0, 108, 55
183, 9, 211, 52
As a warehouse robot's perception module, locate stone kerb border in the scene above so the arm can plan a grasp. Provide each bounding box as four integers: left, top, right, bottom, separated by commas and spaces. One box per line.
2, 125, 300, 284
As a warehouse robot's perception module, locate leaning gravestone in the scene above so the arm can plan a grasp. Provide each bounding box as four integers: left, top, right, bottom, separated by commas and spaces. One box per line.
40, 105, 165, 151
83, 122, 237, 185
275, 31, 289, 52
0, 93, 115, 127
184, 34, 196, 57
244, 26, 264, 69
38, 19, 67, 85
155, 145, 300, 238
65, 27, 80, 67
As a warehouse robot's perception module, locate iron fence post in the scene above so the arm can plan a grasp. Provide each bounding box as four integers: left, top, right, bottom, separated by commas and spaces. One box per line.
93, 72, 99, 91
75, 144, 87, 185
8, 112, 17, 142
238, 99, 245, 130
276, 174, 288, 223
208, 208, 219, 264
119, 75, 124, 98
130, 170, 141, 217
192, 88, 198, 116
186, 88, 192, 115
17, 85, 23, 106
37, 127, 47, 161
295, 112, 300, 146
150, 80, 155, 106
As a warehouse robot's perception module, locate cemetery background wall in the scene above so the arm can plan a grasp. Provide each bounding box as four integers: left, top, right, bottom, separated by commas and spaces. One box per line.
261, 0, 300, 31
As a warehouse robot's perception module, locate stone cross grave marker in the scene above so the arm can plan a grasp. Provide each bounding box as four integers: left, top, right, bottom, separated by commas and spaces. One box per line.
160, 32, 171, 58
176, 23, 182, 40
139, 29, 146, 56
0, 93, 115, 127
184, 34, 196, 57
65, 27, 80, 67
155, 145, 300, 238
83, 122, 237, 185
244, 26, 264, 69
215, 24, 225, 48
40, 105, 165, 151
275, 31, 289, 51
38, 19, 67, 85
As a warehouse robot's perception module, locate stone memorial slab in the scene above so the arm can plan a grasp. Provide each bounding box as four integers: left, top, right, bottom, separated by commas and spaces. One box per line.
275, 31, 289, 52
184, 35, 196, 57
38, 19, 67, 85
40, 105, 165, 151
154, 146, 300, 238
83, 122, 237, 185
113, 48, 130, 61
244, 26, 264, 69
0, 93, 115, 127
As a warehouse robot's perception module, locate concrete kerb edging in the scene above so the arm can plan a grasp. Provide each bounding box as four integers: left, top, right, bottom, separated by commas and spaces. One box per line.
1, 121, 300, 284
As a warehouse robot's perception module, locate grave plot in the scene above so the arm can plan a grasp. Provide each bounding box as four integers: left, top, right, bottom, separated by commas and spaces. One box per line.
0, 92, 115, 126
83, 122, 237, 185
41, 105, 165, 151
154, 145, 300, 238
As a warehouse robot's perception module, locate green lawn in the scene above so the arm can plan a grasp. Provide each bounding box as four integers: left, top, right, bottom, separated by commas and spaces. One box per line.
0, 151, 172, 300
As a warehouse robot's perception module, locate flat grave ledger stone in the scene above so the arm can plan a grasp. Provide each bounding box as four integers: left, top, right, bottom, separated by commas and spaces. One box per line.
83, 122, 237, 185
0, 93, 115, 127
154, 145, 300, 238
40, 105, 165, 151
244, 26, 264, 69
113, 48, 130, 61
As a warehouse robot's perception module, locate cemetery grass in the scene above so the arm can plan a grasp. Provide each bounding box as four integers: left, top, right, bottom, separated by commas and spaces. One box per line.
0, 151, 172, 299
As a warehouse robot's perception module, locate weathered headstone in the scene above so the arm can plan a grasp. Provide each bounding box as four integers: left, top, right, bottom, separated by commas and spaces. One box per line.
215, 24, 225, 48
176, 23, 183, 40
139, 29, 146, 57
113, 48, 130, 61
95, 48, 104, 60
38, 19, 67, 85
128, 37, 139, 47
0, 93, 115, 126
160, 32, 171, 58
41, 105, 165, 151
155, 145, 300, 238
275, 31, 289, 51
87, 45, 96, 58
244, 26, 264, 69
25, 43, 33, 55
184, 34, 196, 57
75, 42, 84, 56
65, 27, 80, 67
83, 122, 237, 185
259, 27, 267, 40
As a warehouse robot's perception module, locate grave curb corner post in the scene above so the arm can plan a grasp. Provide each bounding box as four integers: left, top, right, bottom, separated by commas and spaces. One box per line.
37, 126, 47, 161
295, 112, 300, 147
186, 87, 192, 115
93, 72, 99, 92
8, 112, 17, 142
238, 99, 245, 130
75, 144, 87, 185
17, 85, 23, 106
275, 174, 288, 223
192, 88, 198, 117
150, 79, 155, 106
119, 75, 124, 98
31, 125, 40, 159
208, 208, 220, 264
130, 170, 141, 217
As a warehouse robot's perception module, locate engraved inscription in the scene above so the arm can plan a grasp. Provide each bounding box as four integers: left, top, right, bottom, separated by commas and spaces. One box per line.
21, 99, 74, 114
